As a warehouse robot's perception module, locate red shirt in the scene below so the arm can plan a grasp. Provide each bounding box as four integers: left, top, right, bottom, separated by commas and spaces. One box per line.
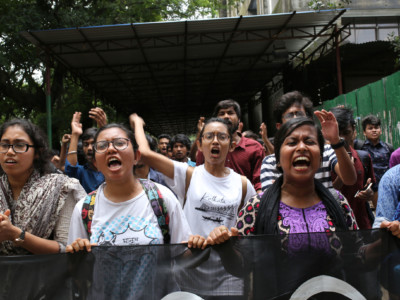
196, 136, 264, 191
332, 147, 376, 229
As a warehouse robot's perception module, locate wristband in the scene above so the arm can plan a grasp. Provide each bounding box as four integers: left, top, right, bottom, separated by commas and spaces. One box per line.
331, 138, 345, 150
67, 151, 78, 155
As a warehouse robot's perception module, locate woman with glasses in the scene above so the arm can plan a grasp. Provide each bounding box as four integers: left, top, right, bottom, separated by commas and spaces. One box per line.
67, 123, 191, 248
130, 114, 256, 299
0, 119, 86, 255
66, 123, 192, 299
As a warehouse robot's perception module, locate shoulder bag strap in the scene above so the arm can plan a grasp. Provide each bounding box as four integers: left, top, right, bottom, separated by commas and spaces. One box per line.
82, 190, 97, 236
139, 179, 170, 244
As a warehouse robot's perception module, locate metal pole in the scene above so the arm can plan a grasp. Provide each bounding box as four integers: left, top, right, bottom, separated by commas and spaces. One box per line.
45, 55, 52, 149
335, 25, 343, 95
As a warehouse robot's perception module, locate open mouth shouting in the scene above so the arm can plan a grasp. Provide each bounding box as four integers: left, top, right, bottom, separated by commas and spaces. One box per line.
210, 147, 221, 157
292, 156, 310, 171
107, 157, 122, 170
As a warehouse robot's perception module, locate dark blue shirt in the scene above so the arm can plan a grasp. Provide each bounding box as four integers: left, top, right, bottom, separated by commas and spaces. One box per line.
148, 168, 167, 186
65, 159, 104, 193
361, 140, 392, 185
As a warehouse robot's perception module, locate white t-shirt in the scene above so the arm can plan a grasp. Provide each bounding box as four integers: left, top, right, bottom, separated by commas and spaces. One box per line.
164, 161, 256, 296
164, 162, 256, 236
68, 182, 191, 245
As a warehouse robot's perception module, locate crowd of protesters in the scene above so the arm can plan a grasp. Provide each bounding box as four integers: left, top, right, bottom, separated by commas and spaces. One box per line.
1, 91, 400, 298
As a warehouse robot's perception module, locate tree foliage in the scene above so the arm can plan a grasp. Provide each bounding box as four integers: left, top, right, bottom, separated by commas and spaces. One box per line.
307, 0, 351, 11
0, 0, 239, 148
388, 32, 400, 69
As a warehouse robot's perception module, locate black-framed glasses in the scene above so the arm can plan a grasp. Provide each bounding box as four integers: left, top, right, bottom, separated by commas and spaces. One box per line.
201, 132, 230, 143
0, 143, 35, 153
94, 138, 130, 153
282, 111, 306, 120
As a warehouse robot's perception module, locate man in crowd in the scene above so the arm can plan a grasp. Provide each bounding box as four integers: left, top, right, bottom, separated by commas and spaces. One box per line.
157, 134, 171, 156
134, 134, 169, 186
64, 108, 106, 193
170, 134, 196, 166
260, 91, 356, 192
354, 114, 394, 186
196, 99, 265, 193
330, 106, 376, 229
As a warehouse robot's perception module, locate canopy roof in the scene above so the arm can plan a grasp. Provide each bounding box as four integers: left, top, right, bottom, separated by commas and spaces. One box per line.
22, 10, 346, 135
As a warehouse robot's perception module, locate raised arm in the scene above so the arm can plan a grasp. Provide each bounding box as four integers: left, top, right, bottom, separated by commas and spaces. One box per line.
189, 117, 204, 162
129, 113, 175, 179
89, 107, 108, 128
315, 109, 357, 185
58, 134, 71, 172
260, 122, 274, 155
68, 112, 83, 166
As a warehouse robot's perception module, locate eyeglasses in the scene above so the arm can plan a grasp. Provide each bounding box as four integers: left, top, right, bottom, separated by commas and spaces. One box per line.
282, 111, 306, 120
94, 138, 130, 153
0, 143, 35, 153
201, 132, 230, 143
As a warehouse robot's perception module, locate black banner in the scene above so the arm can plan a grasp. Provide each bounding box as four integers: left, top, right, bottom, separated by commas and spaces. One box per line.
1, 229, 400, 300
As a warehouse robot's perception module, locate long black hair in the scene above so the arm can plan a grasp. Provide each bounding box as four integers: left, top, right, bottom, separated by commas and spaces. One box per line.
256, 117, 349, 234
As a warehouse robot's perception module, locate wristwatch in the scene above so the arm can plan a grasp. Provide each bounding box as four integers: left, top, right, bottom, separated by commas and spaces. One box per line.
13, 229, 25, 246
331, 138, 345, 150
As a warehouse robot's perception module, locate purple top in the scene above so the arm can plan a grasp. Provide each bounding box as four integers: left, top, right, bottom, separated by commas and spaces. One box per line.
278, 201, 334, 255
278, 201, 330, 234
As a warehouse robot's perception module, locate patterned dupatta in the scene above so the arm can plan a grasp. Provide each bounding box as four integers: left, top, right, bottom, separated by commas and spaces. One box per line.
0, 170, 69, 255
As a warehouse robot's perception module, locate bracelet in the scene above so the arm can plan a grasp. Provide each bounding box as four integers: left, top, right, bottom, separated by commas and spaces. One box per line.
67, 151, 78, 155
13, 229, 25, 247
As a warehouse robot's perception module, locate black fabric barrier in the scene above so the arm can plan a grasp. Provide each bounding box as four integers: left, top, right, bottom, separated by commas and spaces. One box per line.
1, 229, 400, 300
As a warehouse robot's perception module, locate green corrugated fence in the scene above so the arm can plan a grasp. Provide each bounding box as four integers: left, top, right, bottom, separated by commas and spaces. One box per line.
317, 71, 400, 149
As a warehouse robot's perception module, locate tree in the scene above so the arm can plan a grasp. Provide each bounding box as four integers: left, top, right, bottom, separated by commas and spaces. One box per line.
0, 0, 239, 148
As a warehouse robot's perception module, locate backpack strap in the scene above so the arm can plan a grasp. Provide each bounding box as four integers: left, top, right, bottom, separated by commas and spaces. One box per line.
353, 139, 365, 150
139, 179, 171, 244
239, 175, 247, 212
82, 190, 97, 237
81, 181, 171, 244
183, 166, 194, 208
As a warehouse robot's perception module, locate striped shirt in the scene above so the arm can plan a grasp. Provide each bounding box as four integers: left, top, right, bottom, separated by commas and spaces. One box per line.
260, 144, 338, 192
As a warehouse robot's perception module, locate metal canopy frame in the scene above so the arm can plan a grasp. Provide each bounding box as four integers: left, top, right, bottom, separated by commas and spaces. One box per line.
22, 10, 347, 135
